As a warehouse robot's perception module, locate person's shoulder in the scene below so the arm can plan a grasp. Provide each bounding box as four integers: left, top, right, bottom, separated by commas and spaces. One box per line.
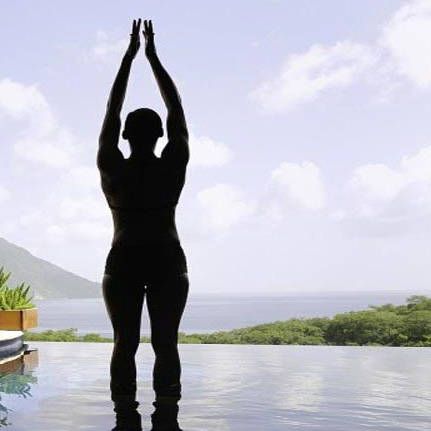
161, 139, 189, 166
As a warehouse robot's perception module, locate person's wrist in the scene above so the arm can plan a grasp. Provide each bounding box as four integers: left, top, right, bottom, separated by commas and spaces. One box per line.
146, 50, 157, 61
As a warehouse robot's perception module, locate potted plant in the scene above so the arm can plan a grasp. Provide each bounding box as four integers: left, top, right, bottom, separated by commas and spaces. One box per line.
0, 268, 38, 331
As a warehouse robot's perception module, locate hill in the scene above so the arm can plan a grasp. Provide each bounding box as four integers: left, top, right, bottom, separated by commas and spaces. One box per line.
0, 237, 100, 299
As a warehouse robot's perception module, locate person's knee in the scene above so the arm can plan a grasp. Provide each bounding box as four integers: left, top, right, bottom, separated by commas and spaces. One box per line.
114, 333, 141, 353
151, 334, 178, 354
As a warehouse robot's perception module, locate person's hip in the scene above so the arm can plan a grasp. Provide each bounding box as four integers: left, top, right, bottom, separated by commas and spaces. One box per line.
104, 240, 188, 281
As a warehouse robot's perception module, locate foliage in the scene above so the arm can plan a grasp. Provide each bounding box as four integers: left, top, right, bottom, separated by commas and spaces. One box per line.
23, 328, 112, 342
22, 295, 431, 347
325, 310, 407, 346
0, 267, 35, 310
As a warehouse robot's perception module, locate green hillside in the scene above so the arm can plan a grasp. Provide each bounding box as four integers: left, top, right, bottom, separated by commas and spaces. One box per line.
0, 237, 100, 299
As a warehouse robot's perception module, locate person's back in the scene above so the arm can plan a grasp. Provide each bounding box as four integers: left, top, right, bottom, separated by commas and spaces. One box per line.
101, 133, 187, 246
97, 19, 189, 431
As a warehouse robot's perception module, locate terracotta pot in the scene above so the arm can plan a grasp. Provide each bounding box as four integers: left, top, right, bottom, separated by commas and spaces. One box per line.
0, 308, 38, 330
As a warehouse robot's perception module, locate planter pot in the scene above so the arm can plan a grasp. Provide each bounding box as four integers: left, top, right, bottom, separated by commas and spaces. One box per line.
0, 308, 38, 330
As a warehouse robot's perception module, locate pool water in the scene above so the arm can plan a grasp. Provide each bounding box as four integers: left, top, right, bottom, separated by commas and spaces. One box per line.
1, 342, 430, 430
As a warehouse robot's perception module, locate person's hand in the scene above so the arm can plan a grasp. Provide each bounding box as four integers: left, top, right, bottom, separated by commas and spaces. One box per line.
126, 19, 141, 60
143, 19, 156, 58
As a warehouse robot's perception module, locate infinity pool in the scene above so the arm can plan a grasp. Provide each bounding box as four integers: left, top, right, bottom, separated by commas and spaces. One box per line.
1, 342, 430, 430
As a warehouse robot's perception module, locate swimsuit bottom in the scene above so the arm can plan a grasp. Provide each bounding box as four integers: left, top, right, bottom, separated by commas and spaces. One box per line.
104, 240, 188, 283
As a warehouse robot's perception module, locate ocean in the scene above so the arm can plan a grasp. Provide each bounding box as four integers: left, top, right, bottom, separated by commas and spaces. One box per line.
31, 291, 420, 337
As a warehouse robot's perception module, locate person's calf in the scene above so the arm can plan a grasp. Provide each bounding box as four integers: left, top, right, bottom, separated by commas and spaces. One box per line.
150, 398, 182, 431
112, 398, 142, 431
112, 409, 142, 431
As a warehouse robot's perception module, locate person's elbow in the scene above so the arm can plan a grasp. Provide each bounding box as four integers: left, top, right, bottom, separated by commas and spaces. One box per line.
182, 146, 190, 165
96, 149, 105, 171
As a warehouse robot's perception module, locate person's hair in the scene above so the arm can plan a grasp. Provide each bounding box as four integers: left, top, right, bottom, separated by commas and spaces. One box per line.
122, 108, 164, 142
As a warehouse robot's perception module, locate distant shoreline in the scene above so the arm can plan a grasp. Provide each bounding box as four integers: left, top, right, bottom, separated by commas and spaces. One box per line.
34, 289, 431, 300
24, 295, 431, 347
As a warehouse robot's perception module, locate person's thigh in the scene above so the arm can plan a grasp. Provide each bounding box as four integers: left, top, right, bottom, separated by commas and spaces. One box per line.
146, 273, 189, 343
102, 274, 146, 345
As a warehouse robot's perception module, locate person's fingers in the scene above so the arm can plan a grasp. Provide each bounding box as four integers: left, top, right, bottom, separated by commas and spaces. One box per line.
149, 19, 153, 34
144, 19, 148, 34
132, 19, 136, 34
136, 18, 141, 33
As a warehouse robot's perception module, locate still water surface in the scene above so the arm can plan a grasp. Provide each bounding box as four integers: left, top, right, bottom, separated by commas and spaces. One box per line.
2, 342, 430, 430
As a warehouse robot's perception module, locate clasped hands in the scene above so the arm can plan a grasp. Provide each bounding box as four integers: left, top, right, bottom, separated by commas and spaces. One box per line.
127, 18, 156, 60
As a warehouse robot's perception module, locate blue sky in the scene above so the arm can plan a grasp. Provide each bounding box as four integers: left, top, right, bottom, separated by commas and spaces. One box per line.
1, 0, 431, 295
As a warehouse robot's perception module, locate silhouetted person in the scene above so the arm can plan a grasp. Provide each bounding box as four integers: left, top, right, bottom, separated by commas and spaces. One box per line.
98, 19, 189, 431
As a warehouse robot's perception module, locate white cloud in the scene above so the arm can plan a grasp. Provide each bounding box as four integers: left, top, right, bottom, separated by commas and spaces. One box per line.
0, 78, 55, 132
93, 31, 128, 61
401, 143, 431, 182
58, 196, 106, 221
0, 78, 76, 167
197, 183, 256, 230
344, 145, 431, 224
351, 146, 431, 202
189, 132, 233, 167
251, 1, 431, 111
14, 128, 76, 168
380, 0, 431, 88
0, 185, 10, 203
0, 78, 108, 246
350, 164, 405, 202
17, 210, 47, 228
45, 225, 66, 243
0, 79, 49, 117
45, 220, 110, 243
251, 41, 377, 111
47, 221, 110, 242
62, 165, 100, 189
271, 161, 326, 210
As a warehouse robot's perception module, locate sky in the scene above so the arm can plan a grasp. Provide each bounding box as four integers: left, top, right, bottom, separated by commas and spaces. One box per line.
1, 0, 431, 295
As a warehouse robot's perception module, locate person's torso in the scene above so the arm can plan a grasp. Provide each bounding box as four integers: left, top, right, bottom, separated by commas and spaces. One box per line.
101, 156, 186, 246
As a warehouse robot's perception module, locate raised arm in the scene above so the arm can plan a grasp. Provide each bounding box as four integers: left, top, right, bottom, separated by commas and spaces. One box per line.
143, 20, 189, 165
97, 19, 141, 174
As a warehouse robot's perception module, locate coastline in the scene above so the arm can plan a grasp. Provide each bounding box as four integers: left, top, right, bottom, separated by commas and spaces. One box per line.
23, 294, 431, 347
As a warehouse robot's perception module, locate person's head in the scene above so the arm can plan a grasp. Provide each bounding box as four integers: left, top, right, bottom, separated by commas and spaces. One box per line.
122, 108, 164, 153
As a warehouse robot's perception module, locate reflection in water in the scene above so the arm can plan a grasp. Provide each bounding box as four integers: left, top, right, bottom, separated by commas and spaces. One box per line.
0, 349, 38, 428
1, 343, 431, 431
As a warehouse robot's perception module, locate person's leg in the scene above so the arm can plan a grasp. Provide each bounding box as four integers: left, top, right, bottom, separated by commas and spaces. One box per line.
146, 272, 189, 429
102, 273, 145, 430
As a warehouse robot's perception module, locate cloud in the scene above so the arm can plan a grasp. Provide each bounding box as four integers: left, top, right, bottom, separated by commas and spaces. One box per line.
380, 0, 431, 88
251, 1, 431, 111
350, 164, 405, 202
58, 196, 106, 221
0, 78, 54, 131
197, 183, 256, 230
195, 161, 326, 232
351, 146, 431, 202
46, 220, 110, 242
0, 77, 110, 251
93, 31, 128, 61
0, 185, 10, 203
61, 165, 100, 189
0, 78, 76, 167
14, 128, 76, 168
270, 161, 326, 210
5, 188, 111, 248
189, 132, 233, 167
340, 145, 431, 226
250, 41, 377, 111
